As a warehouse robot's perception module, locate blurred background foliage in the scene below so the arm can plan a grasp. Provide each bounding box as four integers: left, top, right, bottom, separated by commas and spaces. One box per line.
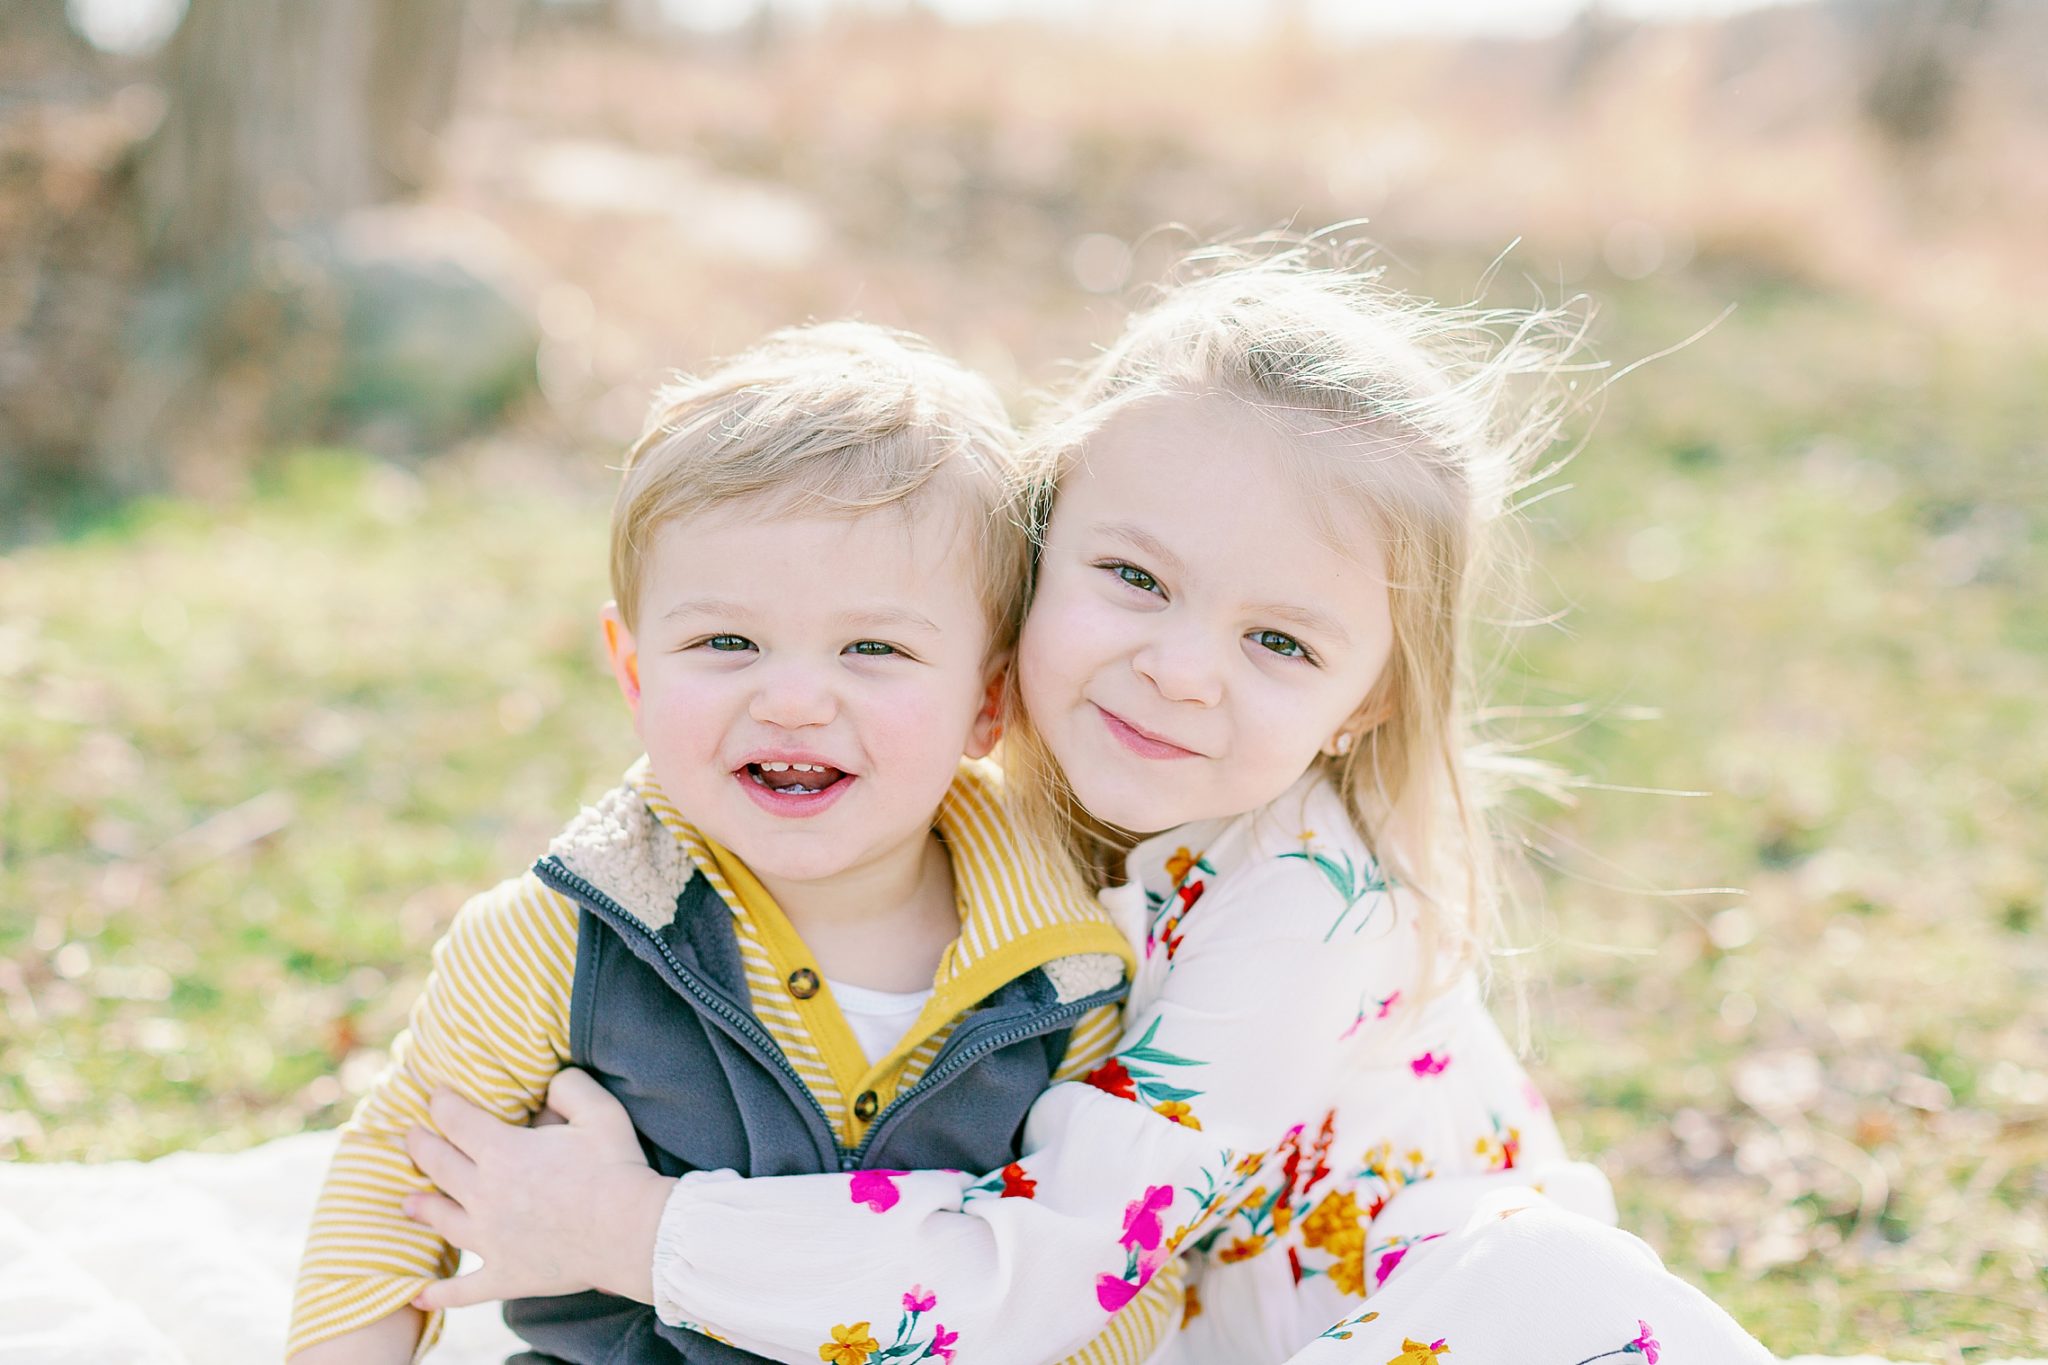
0, 0, 2043, 1358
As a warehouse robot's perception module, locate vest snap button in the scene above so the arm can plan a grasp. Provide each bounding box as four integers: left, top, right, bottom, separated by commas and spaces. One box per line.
787, 968, 820, 1000
854, 1089, 880, 1120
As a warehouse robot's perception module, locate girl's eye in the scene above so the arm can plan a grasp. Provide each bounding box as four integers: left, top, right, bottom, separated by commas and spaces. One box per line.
705, 634, 754, 652
844, 640, 898, 657
1250, 629, 1313, 662
1105, 562, 1162, 595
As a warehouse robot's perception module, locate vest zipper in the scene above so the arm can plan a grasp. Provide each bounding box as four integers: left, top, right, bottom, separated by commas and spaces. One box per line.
534, 857, 844, 1160
847, 983, 1126, 1167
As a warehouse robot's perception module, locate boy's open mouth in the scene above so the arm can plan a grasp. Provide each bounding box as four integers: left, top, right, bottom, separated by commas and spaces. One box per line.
743, 761, 849, 796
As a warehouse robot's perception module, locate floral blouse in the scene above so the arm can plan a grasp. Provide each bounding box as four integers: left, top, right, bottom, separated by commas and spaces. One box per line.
644, 773, 1614, 1365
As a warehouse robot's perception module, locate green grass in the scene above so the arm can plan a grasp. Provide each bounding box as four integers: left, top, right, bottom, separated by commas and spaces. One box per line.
2, 279, 2043, 1358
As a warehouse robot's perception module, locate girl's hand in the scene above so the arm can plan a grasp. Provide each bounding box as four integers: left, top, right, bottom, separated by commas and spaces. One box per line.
401, 1068, 674, 1310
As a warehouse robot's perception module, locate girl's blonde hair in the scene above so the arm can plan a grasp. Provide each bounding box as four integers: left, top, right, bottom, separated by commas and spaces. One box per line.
1006, 240, 1588, 980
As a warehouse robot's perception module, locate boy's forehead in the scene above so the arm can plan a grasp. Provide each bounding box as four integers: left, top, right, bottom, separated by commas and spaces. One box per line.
640, 498, 983, 621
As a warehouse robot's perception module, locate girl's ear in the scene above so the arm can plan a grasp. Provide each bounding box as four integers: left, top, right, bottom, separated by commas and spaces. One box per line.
600, 602, 642, 713
1324, 691, 1397, 758
964, 657, 1009, 760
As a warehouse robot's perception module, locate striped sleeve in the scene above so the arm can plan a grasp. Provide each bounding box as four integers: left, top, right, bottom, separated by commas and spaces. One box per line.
1053, 1001, 1125, 1083
1044, 1003, 1186, 1364
1055, 1257, 1186, 1365
287, 873, 578, 1359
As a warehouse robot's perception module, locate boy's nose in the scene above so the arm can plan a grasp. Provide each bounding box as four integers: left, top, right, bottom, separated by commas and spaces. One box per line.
1131, 634, 1223, 708
748, 666, 838, 729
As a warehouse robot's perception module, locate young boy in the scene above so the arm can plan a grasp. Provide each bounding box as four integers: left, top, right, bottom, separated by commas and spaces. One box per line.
286, 323, 1177, 1363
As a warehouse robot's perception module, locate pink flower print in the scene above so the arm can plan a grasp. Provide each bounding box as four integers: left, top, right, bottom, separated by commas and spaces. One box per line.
1096, 1274, 1142, 1312
1373, 1244, 1408, 1287
1522, 1077, 1549, 1111
1118, 1184, 1175, 1253
1409, 1051, 1451, 1077
930, 1324, 959, 1361
1377, 990, 1401, 1019
849, 1169, 904, 1213
1628, 1320, 1660, 1363
901, 1286, 936, 1314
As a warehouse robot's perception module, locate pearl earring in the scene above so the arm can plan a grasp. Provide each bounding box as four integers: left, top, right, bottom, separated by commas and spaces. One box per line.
1328, 731, 1353, 757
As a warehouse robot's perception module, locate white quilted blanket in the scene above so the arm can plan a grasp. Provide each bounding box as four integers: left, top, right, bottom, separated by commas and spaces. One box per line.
0, 1132, 2031, 1365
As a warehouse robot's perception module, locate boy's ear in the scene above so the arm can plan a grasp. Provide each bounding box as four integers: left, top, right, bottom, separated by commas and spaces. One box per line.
963, 658, 1009, 760
600, 602, 642, 712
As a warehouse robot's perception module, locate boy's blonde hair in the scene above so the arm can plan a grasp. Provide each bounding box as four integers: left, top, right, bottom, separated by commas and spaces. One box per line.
611, 321, 1028, 664
1009, 242, 1587, 978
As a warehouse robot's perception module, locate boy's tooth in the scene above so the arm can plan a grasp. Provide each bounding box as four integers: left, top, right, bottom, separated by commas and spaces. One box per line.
761, 761, 789, 772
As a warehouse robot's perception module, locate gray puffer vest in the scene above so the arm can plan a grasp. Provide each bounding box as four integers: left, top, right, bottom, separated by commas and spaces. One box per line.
499, 784, 1128, 1364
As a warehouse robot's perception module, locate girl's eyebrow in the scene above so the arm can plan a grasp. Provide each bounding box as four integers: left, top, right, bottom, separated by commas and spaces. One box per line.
1097, 521, 1187, 576
1100, 520, 1351, 646
1249, 601, 1351, 646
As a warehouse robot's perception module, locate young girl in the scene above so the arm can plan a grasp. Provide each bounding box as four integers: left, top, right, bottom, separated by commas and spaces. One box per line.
405, 249, 1774, 1364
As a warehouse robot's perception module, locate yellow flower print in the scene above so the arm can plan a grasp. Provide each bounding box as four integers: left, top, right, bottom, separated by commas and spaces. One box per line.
1165, 846, 1196, 883
1154, 1099, 1202, 1129
1327, 1242, 1369, 1296
1181, 1283, 1203, 1325
1387, 1338, 1451, 1364
1271, 1202, 1293, 1236
818, 1322, 879, 1365
1233, 1150, 1267, 1176
1300, 1189, 1362, 1251
1217, 1233, 1268, 1262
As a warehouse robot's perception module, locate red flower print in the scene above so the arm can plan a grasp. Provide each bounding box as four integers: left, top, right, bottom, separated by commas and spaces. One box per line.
1118, 1184, 1174, 1252
901, 1286, 935, 1314
1628, 1320, 1660, 1364
1084, 1057, 1138, 1101
998, 1162, 1037, 1198
1287, 1245, 1304, 1284
930, 1324, 959, 1361
1409, 1051, 1451, 1077
849, 1170, 904, 1213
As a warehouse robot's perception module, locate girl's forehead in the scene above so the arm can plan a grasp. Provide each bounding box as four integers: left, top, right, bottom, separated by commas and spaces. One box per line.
1067, 392, 1377, 537
1057, 393, 1389, 592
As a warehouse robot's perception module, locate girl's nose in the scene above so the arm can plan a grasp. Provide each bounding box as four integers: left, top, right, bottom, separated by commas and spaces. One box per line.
748, 665, 838, 729
1131, 633, 1223, 707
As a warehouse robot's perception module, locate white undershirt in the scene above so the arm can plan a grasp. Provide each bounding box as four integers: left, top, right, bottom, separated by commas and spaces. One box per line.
824, 978, 935, 1064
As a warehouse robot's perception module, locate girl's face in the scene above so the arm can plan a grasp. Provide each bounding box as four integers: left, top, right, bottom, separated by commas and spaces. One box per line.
1019, 392, 1396, 835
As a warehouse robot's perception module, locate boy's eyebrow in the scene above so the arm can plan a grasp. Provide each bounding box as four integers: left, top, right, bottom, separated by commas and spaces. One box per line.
841, 604, 943, 634
662, 597, 751, 623
661, 598, 943, 635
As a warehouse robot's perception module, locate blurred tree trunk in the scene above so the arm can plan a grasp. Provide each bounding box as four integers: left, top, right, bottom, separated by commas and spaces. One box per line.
138, 0, 470, 268
1863, 0, 1995, 147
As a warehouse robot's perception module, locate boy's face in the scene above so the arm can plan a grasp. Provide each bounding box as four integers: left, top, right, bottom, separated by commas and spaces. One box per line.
605, 499, 1002, 889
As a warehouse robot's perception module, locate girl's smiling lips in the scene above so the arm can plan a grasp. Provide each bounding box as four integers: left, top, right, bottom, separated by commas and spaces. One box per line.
1093, 704, 1201, 760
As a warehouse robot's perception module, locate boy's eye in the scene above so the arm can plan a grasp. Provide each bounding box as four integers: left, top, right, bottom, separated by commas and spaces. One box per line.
1250, 629, 1312, 661
1104, 562, 1162, 595
844, 640, 897, 657
705, 634, 754, 652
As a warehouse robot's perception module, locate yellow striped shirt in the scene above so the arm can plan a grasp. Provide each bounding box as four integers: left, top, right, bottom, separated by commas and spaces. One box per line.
289, 760, 1176, 1362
